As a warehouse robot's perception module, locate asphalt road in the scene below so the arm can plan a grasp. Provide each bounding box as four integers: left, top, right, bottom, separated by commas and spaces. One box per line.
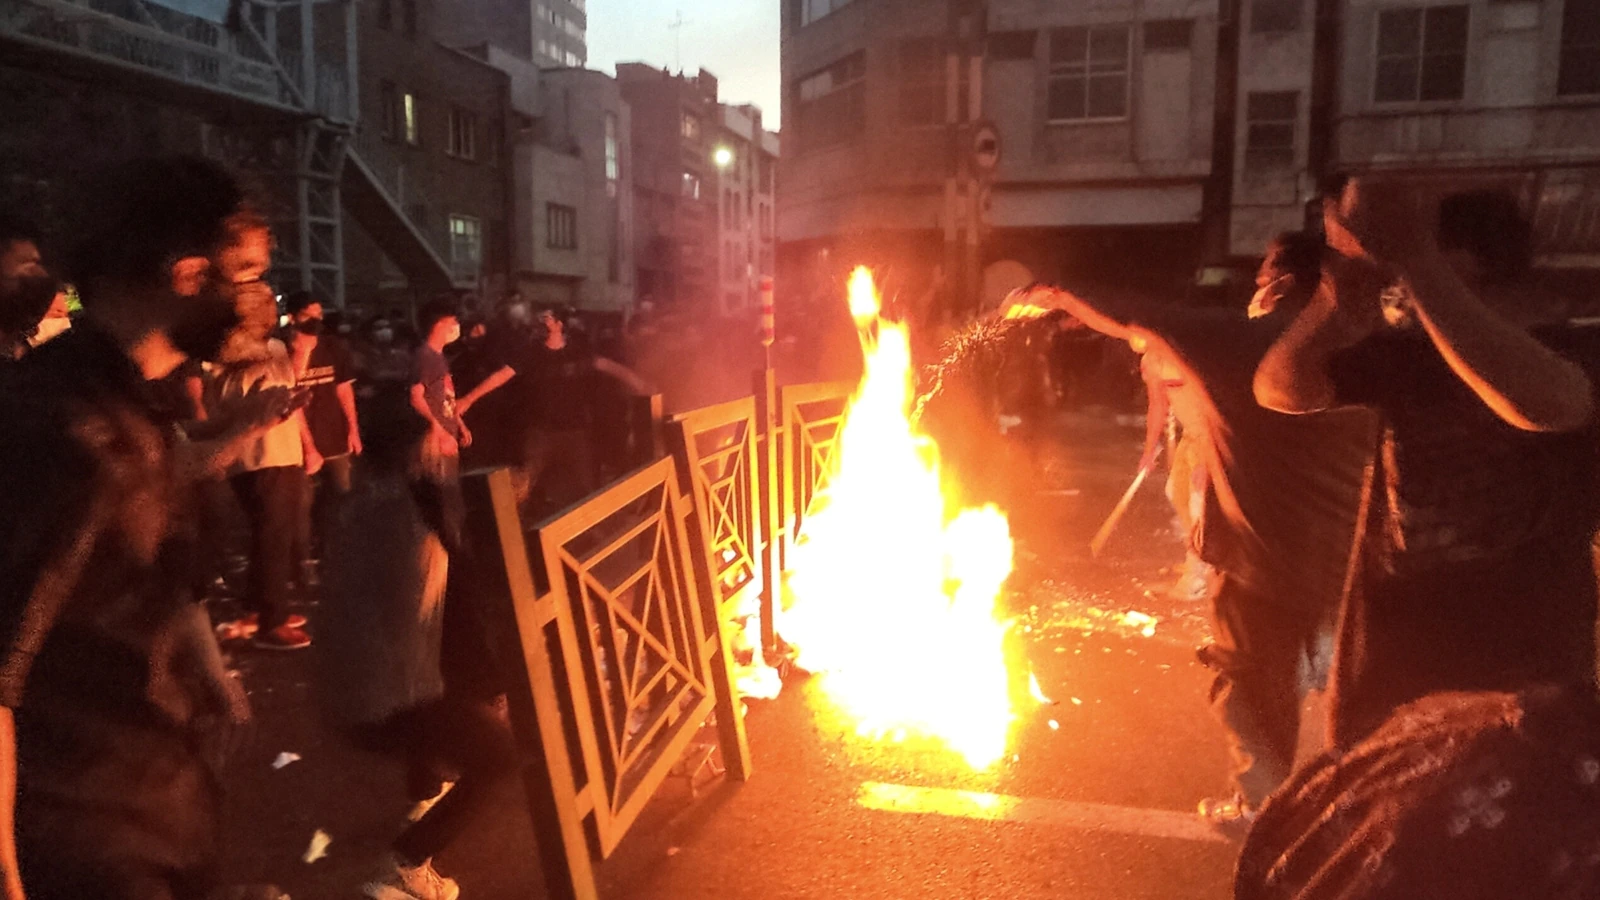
219, 411, 1245, 900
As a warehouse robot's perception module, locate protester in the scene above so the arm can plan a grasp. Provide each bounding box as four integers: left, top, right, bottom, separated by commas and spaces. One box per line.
453, 298, 534, 475
1008, 240, 1377, 830
1255, 182, 1600, 747
320, 386, 516, 900
523, 307, 650, 513
285, 291, 362, 586
0, 156, 277, 900
410, 299, 472, 475
208, 270, 321, 651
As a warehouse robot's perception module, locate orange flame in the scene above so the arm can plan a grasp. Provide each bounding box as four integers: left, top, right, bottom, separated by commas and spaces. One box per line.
781, 267, 1017, 769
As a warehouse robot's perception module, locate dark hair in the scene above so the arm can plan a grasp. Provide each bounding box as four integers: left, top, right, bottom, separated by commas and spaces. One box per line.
1437, 190, 1533, 285
418, 298, 458, 336
66, 156, 259, 306
1262, 231, 1325, 291
0, 214, 41, 255
284, 290, 325, 315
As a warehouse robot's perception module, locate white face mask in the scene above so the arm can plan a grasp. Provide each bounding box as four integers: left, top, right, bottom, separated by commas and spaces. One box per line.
29, 315, 71, 346
1248, 274, 1294, 320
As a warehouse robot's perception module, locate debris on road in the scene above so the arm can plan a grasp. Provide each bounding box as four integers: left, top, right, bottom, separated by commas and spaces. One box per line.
302, 830, 331, 864
271, 752, 302, 770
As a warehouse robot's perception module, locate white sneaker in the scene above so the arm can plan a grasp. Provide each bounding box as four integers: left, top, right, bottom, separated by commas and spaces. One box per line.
363, 855, 461, 900
406, 781, 456, 823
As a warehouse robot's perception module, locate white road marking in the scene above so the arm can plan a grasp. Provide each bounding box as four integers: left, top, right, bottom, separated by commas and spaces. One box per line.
856, 781, 1229, 845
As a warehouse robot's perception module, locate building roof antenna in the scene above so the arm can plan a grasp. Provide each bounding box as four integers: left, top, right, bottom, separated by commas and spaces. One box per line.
668, 10, 691, 74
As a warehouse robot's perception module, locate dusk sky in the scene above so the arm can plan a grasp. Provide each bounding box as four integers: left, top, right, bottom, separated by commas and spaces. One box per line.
587, 0, 783, 130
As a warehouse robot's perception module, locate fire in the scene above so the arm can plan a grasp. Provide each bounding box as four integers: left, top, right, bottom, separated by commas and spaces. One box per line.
781, 267, 1018, 769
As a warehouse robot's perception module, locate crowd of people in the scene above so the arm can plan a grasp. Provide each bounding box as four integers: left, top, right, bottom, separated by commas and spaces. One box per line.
0, 156, 663, 900
3, 150, 1600, 900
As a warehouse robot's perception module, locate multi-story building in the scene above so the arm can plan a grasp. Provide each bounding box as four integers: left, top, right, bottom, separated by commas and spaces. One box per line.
618, 63, 720, 312
344, 0, 516, 310
1230, 0, 1600, 274
533, 0, 588, 68
779, 0, 1224, 311
712, 104, 781, 316
781, 0, 1600, 305
484, 54, 634, 312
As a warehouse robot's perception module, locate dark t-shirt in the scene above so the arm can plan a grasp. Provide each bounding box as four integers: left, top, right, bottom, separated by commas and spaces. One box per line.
1327, 322, 1600, 741
527, 342, 597, 430
0, 325, 220, 872
412, 345, 460, 438
297, 335, 355, 457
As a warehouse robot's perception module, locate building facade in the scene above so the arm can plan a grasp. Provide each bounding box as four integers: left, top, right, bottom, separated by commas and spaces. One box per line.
781, 0, 1600, 306
501, 63, 635, 312
344, 0, 515, 310
780, 0, 1223, 312
533, 0, 588, 67
618, 64, 720, 312
712, 104, 780, 316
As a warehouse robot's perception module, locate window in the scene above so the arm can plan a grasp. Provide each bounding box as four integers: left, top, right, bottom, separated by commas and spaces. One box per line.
565, 18, 583, 39
546, 204, 577, 250
1559, 0, 1600, 96
1048, 25, 1131, 122
565, 50, 581, 67
448, 107, 477, 160
1245, 91, 1297, 168
795, 51, 866, 152
1250, 0, 1301, 34
402, 91, 419, 145
605, 112, 620, 197
1144, 19, 1193, 51
801, 0, 854, 27
681, 113, 701, 141
1374, 5, 1469, 103
449, 215, 481, 282
681, 172, 701, 200
379, 81, 400, 139
988, 30, 1037, 61
898, 38, 947, 127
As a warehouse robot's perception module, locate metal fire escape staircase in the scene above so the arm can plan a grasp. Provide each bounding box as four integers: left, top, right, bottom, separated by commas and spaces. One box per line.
0, 0, 454, 304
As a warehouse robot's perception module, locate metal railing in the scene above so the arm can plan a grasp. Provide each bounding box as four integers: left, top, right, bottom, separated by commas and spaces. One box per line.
466, 373, 855, 900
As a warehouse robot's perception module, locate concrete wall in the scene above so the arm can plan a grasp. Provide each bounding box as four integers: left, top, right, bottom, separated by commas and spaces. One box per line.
1230, 0, 1317, 255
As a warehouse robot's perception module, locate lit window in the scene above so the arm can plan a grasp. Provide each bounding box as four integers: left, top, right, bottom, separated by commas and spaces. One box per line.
547, 203, 578, 250
448, 107, 477, 160
682, 172, 701, 200
1048, 25, 1130, 121
403, 91, 419, 145
681, 113, 701, 141
604, 112, 620, 197
449, 215, 482, 281
1374, 5, 1468, 103
1559, 0, 1600, 96
1244, 91, 1297, 168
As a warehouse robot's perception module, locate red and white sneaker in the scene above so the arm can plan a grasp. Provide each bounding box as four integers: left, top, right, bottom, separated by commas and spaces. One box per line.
252, 624, 312, 651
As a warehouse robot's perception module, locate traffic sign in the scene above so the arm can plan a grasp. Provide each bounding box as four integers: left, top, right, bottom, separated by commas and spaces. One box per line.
973, 122, 1001, 173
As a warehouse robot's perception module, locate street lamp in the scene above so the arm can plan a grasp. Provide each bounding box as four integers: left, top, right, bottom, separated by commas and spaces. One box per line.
712, 146, 734, 169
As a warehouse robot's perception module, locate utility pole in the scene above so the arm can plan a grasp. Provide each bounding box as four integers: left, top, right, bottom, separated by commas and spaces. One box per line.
942, 0, 986, 320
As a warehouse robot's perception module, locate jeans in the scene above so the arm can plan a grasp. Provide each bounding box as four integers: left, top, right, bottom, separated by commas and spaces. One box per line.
230, 465, 307, 631
296, 453, 354, 567
1199, 573, 1319, 807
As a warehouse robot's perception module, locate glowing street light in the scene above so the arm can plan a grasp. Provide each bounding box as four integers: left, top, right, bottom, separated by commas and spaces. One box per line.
713, 146, 734, 169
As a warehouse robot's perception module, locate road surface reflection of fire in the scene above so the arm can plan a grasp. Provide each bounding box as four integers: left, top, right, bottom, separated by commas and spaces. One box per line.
781, 268, 1018, 770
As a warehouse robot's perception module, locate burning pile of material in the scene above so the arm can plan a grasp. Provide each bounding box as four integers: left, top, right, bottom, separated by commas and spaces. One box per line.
780, 268, 1020, 770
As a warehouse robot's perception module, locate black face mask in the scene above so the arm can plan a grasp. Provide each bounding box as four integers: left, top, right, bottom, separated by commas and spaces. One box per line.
296, 318, 324, 337
168, 280, 242, 363
0, 274, 57, 334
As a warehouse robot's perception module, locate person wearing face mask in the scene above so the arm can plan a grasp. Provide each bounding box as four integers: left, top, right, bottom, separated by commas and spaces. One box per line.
0, 156, 287, 900
285, 291, 361, 585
